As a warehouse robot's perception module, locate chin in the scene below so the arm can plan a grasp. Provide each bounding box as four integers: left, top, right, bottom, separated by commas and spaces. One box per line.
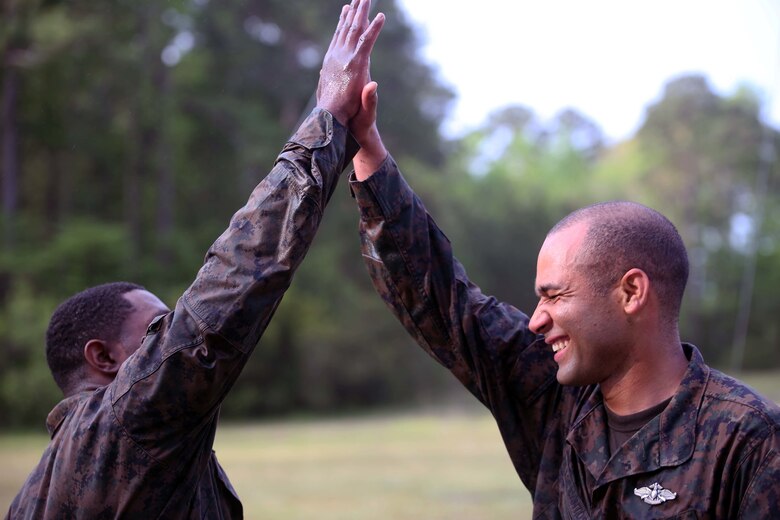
555, 368, 590, 387
555, 371, 575, 386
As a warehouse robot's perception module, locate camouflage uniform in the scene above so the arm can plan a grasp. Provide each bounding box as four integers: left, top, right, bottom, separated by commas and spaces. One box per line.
350, 155, 780, 519
7, 109, 357, 520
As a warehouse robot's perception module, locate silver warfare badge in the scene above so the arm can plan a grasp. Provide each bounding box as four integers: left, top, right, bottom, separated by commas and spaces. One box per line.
634, 482, 677, 505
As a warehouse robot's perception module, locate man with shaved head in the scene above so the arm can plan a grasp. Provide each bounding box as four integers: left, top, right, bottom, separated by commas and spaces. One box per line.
343, 49, 780, 516
548, 200, 689, 319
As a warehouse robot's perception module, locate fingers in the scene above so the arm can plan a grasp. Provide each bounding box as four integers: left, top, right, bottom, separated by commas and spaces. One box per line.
330, 0, 383, 54
356, 12, 385, 54
329, 5, 351, 49
347, 0, 371, 44
341, 0, 360, 45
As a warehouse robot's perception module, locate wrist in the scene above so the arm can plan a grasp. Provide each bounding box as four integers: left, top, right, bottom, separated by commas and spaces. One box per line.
317, 103, 350, 127
354, 141, 387, 181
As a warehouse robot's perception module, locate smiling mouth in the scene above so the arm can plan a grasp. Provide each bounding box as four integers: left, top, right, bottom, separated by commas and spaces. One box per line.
551, 340, 569, 353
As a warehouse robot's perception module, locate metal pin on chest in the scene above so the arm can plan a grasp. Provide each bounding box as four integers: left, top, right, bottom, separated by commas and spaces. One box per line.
634, 482, 677, 505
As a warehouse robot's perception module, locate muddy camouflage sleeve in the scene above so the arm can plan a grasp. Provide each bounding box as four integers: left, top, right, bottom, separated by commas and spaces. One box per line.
350, 155, 780, 518
735, 423, 780, 517
110, 108, 357, 460
350, 154, 542, 406
6, 108, 357, 520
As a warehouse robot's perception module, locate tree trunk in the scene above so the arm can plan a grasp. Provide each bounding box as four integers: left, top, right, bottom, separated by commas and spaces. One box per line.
1, 59, 20, 250
44, 147, 62, 238
154, 57, 175, 266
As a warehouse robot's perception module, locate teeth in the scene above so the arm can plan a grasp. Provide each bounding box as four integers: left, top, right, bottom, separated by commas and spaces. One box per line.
552, 341, 568, 353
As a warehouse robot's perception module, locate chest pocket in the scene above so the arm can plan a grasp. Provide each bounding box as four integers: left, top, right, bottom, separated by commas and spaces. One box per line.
558, 449, 591, 520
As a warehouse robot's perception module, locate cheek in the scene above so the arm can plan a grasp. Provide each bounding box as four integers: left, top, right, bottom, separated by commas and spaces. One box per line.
117, 330, 146, 363
555, 302, 589, 334
579, 296, 622, 333
568, 308, 618, 360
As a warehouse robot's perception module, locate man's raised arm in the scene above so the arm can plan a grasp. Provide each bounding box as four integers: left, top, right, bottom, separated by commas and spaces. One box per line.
112, 0, 385, 462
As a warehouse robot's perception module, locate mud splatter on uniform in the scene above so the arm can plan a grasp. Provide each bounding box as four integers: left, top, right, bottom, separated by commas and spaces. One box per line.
7, 109, 356, 520
350, 155, 780, 519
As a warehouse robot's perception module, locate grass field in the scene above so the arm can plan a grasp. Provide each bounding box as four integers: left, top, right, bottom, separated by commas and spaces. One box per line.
0, 410, 532, 519
2, 369, 778, 518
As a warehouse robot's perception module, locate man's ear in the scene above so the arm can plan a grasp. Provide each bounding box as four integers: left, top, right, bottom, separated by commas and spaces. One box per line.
619, 268, 650, 316
83, 339, 121, 377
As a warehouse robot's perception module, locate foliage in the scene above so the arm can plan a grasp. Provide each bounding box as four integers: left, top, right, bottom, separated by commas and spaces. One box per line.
0, 280, 60, 428
0, 1, 778, 428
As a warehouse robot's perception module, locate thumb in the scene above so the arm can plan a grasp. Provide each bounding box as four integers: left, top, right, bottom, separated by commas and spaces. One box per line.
361, 81, 378, 114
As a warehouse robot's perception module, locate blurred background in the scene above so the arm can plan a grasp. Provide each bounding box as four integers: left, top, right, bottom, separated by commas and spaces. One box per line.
1, 0, 779, 516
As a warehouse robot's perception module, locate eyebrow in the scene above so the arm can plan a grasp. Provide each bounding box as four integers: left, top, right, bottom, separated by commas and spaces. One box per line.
535, 283, 564, 297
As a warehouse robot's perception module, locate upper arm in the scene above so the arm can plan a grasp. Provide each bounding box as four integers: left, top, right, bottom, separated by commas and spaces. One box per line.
738, 440, 780, 518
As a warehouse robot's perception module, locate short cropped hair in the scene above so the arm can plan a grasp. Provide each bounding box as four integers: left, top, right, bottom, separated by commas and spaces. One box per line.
550, 201, 689, 321
46, 282, 144, 392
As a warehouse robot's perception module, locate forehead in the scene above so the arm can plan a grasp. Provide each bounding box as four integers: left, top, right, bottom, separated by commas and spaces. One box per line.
122, 290, 170, 326
540, 222, 588, 264
535, 223, 588, 290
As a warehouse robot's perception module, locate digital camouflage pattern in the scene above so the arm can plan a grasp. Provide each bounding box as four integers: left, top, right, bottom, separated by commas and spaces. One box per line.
350, 155, 780, 519
7, 109, 357, 520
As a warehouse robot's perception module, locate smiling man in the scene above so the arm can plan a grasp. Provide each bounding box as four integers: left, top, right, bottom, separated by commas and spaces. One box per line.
344, 53, 780, 516
530, 203, 690, 412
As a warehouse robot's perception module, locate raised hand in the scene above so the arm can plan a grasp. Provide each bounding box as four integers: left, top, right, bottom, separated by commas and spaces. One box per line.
352, 81, 388, 181
316, 0, 385, 126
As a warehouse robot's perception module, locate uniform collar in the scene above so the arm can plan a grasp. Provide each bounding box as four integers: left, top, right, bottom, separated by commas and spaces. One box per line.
566, 344, 709, 486
45, 391, 92, 437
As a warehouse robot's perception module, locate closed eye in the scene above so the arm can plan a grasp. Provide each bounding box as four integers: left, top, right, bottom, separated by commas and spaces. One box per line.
536, 283, 565, 300
537, 293, 560, 304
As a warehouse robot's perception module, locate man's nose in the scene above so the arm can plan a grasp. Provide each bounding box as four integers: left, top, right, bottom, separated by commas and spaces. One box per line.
529, 304, 551, 335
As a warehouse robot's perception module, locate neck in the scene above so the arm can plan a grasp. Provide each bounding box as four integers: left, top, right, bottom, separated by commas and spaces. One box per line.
601, 333, 688, 416
64, 373, 112, 397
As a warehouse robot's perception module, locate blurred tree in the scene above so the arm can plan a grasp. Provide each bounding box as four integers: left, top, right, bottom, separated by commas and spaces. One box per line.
1, 0, 77, 248
0, 2, 777, 430
634, 74, 779, 367
169, 0, 456, 416
407, 105, 604, 316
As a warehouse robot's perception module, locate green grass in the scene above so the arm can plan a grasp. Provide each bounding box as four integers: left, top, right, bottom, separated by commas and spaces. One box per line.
217, 412, 531, 519
0, 410, 532, 519
2, 369, 778, 518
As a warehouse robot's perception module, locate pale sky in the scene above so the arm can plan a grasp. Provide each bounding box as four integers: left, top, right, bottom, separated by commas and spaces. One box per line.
393, 0, 780, 142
